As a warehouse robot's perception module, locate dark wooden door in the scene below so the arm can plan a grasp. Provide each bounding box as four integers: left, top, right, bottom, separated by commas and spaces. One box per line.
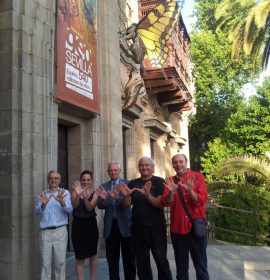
122, 127, 127, 179
57, 124, 71, 250
58, 124, 68, 189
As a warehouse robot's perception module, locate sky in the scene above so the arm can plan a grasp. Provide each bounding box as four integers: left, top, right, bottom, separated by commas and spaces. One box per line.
179, 0, 269, 96
181, 0, 196, 33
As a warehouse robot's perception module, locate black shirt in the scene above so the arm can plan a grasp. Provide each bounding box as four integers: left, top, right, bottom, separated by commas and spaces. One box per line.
128, 176, 166, 226
73, 193, 96, 219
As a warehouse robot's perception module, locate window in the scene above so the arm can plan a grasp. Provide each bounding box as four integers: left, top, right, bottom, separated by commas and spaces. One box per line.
150, 138, 155, 160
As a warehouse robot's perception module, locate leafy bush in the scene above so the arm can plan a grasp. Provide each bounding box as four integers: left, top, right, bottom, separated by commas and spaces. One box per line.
201, 138, 242, 182
208, 184, 270, 245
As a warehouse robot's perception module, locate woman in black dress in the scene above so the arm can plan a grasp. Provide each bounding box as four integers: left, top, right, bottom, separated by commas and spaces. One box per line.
71, 170, 99, 280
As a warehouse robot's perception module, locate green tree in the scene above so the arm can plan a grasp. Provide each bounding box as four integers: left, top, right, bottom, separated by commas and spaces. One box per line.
215, 0, 270, 68
225, 78, 270, 156
189, 29, 255, 169
193, 0, 223, 31
200, 138, 243, 182
200, 78, 270, 179
191, 0, 270, 245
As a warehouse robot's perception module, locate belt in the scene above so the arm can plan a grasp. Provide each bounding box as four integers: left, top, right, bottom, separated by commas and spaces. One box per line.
41, 225, 66, 231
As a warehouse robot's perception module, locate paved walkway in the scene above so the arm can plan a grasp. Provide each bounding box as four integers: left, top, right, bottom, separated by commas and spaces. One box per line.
67, 243, 270, 280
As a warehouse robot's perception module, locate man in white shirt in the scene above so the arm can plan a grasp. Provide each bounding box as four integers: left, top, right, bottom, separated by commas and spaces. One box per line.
35, 170, 72, 280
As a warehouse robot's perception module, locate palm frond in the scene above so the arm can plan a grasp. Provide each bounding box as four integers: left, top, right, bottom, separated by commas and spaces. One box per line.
215, 0, 234, 20
262, 15, 270, 68
249, 29, 265, 67
254, 0, 270, 28
229, 24, 245, 58
215, 155, 270, 181
244, 13, 258, 54
216, 0, 270, 68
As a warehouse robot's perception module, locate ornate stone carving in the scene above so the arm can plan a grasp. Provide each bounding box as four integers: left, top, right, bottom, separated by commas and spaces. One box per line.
120, 25, 147, 110
122, 70, 146, 110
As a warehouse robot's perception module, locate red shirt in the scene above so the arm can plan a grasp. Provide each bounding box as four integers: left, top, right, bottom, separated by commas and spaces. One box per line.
161, 169, 208, 235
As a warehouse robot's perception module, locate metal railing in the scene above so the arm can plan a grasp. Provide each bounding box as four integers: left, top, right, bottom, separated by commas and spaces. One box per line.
207, 203, 270, 245
164, 203, 270, 245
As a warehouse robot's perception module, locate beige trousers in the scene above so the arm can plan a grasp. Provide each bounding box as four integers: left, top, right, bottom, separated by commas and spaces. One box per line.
39, 226, 68, 280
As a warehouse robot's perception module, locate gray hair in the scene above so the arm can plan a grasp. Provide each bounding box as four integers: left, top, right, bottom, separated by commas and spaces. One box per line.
47, 170, 61, 181
138, 156, 155, 167
107, 161, 121, 170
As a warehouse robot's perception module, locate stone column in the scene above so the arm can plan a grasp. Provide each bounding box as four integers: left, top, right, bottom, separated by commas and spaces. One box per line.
97, 0, 123, 173
0, 0, 57, 279
96, 0, 123, 256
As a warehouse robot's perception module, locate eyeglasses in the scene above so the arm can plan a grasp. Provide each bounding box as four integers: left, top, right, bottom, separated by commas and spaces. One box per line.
49, 177, 60, 180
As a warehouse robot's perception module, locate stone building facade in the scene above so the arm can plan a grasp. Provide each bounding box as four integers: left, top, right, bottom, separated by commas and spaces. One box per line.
0, 0, 195, 279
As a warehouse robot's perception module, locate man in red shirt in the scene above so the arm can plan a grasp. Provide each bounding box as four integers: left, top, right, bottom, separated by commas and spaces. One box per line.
161, 154, 209, 280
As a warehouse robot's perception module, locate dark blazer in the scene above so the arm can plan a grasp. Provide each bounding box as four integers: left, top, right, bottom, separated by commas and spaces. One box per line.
98, 178, 132, 239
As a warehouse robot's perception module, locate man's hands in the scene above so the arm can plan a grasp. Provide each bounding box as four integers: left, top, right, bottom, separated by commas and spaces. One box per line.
165, 177, 178, 194
134, 181, 152, 197
134, 181, 163, 209
95, 186, 109, 200
118, 182, 135, 197
164, 175, 198, 203
118, 181, 152, 198
108, 187, 120, 200
40, 191, 51, 205
180, 175, 198, 202
55, 188, 67, 205
85, 180, 157, 202
96, 183, 134, 201
39, 188, 67, 210
95, 181, 162, 209
179, 175, 195, 193
165, 175, 195, 194
39, 192, 52, 211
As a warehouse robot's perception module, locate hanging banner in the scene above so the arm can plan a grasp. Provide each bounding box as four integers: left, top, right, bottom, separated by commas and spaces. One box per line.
56, 0, 99, 113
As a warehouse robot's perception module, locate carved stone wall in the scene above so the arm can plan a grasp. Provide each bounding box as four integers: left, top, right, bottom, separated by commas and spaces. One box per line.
0, 0, 194, 278
0, 0, 123, 278
0, 0, 57, 279
120, 0, 194, 178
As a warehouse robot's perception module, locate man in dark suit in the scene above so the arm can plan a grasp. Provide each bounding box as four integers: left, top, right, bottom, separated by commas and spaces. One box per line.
97, 162, 136, 280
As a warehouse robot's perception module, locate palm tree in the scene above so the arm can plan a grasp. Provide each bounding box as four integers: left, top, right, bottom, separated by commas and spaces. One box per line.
208, 155, 270, 246
215, 155, 270, 181
215, 0, 270, 69
207, 155, 270, 192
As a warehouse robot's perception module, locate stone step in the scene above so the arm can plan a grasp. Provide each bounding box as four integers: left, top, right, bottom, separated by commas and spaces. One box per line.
66, 244, 270, 280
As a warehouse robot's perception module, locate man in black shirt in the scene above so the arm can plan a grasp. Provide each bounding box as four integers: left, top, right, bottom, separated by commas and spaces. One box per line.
120, 157, 172, 280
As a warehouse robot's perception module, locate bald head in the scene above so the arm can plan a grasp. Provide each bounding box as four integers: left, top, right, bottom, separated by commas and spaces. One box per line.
172, 154, 188, 176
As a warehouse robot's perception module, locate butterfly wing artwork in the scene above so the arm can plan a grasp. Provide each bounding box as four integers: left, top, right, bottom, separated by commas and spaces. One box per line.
135, 0, 181, 68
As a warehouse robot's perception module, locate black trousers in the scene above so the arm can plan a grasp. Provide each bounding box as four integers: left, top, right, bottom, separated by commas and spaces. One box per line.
171, 232, 209, 280
132, 224, 172, 280
106, 219, 136, 280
